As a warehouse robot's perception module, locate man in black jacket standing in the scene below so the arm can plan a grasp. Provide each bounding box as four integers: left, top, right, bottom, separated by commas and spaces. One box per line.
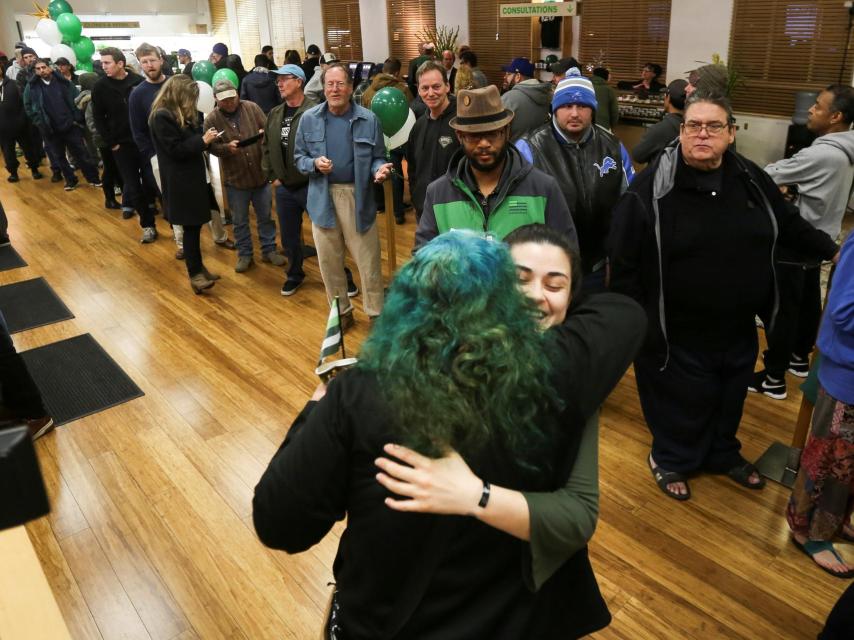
92, 47, 149, 222
631, 79, 687, 165
609, 93, 839, 502
0, 74, 42, 182
23, 59, 100, 191
406, 61, 458, 221
517, 67, 634, 292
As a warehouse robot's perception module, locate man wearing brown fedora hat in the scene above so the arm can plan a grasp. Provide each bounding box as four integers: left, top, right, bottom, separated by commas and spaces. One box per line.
414, 85, 576, 249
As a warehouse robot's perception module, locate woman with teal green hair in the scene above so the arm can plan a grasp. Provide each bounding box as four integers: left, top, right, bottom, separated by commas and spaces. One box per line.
253, 230, 644, 639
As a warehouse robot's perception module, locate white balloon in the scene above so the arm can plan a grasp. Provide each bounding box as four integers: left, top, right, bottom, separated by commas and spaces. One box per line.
385, 108, 416, 150
49, 43, 77, 66
197, 81, 215, 114
35, 19, 62, 47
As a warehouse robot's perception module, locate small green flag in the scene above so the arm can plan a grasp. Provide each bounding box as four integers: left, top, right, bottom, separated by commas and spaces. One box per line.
318, 297, 343, 365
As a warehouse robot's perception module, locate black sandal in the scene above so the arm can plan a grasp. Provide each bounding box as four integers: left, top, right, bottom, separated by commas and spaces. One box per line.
648, 454, 691, 501
725, 459, 766, 490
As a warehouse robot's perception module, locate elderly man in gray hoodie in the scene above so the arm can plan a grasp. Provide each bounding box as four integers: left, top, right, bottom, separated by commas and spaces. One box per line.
749, 84, 854, 401
500, 57, 551, 141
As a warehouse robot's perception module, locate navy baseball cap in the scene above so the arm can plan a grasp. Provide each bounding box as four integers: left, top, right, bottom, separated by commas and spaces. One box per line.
502, 57, 535, 78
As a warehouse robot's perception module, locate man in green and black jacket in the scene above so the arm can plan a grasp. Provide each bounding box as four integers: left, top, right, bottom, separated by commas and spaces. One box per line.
414, 86, 577, 251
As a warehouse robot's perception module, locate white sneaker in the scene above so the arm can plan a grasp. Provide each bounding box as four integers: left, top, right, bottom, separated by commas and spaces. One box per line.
141, 227, 157, 244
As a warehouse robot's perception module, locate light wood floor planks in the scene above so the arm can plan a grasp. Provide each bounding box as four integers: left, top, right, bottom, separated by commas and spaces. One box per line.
1, 175, 850, 639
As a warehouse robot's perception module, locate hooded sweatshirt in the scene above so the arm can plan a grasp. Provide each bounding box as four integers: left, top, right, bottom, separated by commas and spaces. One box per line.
361, 73, 413, 109
817, 229, 854, 404
501, 79, 552, 141
240, 66, 281, 114
764, 130, 854, 241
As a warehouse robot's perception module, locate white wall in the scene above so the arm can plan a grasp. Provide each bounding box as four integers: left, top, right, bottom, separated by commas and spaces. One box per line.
10, 0, 202, 13
360, 0, 389, 61
301, 0, 323, 53
665, 0, 733, 85
435, 0, 469, 49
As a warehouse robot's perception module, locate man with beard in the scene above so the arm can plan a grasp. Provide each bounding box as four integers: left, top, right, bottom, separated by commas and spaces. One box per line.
16, 46, 56, 180
204, 79, 284, 272
414, 85, 576, 249
128, 42, 167, 243
23, 59, 101, 191
92, 47, 149, 223
406, 61, 458, 222
500, 57, 551, 141
516, 67, 634, 292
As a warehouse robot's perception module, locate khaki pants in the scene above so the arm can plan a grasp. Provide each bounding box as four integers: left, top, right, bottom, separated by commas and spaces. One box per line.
312, 183, 383, 317
172, 214, 228, 250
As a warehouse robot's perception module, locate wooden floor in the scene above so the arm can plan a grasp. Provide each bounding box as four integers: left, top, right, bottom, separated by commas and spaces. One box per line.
1, 175, 850, 640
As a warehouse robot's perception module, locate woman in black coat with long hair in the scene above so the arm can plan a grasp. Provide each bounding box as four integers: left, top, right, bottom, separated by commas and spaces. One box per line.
149, 75, 221, 293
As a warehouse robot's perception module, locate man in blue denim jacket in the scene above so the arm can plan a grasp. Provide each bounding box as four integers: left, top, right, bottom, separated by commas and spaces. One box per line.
294, 63, 392, 328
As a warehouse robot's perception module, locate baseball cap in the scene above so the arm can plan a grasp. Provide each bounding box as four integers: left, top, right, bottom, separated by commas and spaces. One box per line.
212, 43, 228, 57
272, 63, 306, 82
320, 52, 338, 65
550, 56, 580, 76
502, 57, 534, 78
177, 48, 191, 57
213, 79, 238, 100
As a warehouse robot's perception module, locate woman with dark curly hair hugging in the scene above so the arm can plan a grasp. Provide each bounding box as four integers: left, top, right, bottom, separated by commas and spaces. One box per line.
253, 230, 645, 639
149, 74, 221, 293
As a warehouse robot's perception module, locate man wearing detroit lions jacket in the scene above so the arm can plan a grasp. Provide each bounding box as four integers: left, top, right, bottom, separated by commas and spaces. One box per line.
517, 68, 634, 292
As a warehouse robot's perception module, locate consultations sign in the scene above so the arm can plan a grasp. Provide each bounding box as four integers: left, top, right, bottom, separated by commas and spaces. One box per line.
499, 2, 577, 17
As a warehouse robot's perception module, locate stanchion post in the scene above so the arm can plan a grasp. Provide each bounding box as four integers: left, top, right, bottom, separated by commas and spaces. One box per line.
383, 179, 397, 280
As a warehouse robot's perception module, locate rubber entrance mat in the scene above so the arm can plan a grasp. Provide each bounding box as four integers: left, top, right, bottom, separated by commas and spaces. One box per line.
0, 277, 74, 333
20, 333, 144, 426
0, 245, 27, 271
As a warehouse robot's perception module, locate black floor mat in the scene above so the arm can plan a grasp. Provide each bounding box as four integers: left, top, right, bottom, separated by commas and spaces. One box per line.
0, 277, 74, 333
0, 245, 27, 272
20, 333, 144, 426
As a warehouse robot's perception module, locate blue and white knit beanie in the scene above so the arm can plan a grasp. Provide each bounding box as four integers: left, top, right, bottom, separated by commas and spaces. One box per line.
552, 67, 598, 112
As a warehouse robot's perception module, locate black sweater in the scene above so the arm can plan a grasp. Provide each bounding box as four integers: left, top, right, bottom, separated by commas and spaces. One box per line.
91, 71, 143, 148
253, 293, 646, 640
609, 147, 839, 359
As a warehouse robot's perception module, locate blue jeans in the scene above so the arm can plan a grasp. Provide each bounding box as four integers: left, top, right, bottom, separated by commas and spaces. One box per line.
226, 183, 275, 257
275, 184, 307, 282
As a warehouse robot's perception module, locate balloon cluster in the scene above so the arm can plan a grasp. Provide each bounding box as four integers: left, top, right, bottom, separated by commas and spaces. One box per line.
190, 62, 240, 114
370, 87, 416, 150
34, 1, 95, 72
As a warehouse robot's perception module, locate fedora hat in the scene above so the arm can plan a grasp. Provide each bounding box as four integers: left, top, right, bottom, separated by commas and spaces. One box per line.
450, 86, 514, 133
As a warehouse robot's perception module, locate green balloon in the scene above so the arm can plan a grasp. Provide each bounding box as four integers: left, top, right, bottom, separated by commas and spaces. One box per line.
56, 13, 82, 41
71, 36, 95, 62
76, 60, 93, 73
191, 60, 215, 85
545, 54, 559, 65
371, 87, 408, 136
48, 0, 73, 19
211, 68, 239, 89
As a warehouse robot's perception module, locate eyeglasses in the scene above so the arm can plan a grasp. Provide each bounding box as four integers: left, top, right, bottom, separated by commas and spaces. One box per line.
682, 121, 730, 136
324, 81, 348, 89
460, 130, 504, 144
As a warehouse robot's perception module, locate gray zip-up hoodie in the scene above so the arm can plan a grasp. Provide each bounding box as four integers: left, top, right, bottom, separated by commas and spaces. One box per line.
501, 79, 552, 141
764, 130, 854, 240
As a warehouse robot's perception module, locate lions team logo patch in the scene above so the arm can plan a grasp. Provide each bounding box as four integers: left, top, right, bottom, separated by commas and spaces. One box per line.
594, 156, 617, 178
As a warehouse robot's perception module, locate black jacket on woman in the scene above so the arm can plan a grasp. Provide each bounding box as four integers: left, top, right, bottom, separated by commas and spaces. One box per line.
150, 109, 212, 226
253, 293, 645, 640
